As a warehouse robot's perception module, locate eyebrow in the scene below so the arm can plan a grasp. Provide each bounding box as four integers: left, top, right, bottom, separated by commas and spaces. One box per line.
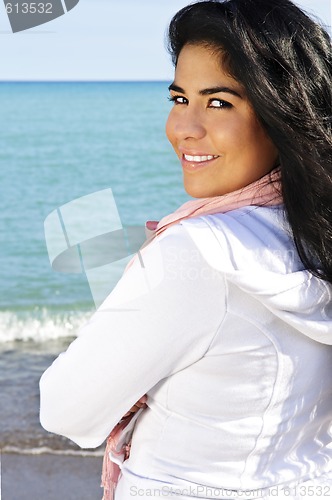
168, 83, 243, 99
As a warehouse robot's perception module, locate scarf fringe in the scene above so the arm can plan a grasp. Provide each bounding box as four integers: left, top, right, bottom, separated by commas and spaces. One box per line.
101, 413, 138, 500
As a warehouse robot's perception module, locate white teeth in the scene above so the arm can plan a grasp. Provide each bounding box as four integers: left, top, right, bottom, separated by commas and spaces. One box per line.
184, 154, 218, 162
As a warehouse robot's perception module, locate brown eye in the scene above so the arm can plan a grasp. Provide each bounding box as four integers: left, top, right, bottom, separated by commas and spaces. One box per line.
209, 99, 232, 109
168, 95, 188, 105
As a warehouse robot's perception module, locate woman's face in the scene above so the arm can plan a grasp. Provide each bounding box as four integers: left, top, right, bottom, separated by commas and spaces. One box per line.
166, 44, 279, 198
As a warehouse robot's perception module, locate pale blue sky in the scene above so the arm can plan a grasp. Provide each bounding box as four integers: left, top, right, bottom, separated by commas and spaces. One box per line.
0, 0, 330, 81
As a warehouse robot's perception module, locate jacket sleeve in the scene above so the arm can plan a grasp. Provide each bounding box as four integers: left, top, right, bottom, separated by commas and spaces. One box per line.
39, 222, 227, 448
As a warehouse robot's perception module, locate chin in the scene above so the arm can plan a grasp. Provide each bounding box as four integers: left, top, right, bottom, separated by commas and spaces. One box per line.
183, 180, 225, 199
184, 183, 207, 199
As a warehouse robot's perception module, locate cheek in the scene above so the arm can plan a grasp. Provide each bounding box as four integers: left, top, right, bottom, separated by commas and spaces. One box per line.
248, 122, 277, 158
165, 109, 180, 152
210, 114, 245, 145
165, 112, 175, 145
243, 112, 272, 149
219, 115, 264, 154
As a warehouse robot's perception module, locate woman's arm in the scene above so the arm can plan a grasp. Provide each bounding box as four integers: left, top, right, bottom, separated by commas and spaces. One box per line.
39, 222, 227, 448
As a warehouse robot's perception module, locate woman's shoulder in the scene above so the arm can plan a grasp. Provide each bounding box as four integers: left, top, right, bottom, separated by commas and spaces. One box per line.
179, 204, 301, 274
196, 204, 288, 244
180, 205, 332, 344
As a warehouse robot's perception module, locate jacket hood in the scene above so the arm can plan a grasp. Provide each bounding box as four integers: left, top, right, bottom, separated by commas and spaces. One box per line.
181, 206, 332, 344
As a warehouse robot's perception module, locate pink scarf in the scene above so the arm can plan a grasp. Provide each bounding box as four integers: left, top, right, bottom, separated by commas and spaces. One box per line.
147, 167, 282, 238
101, 167, 282, 499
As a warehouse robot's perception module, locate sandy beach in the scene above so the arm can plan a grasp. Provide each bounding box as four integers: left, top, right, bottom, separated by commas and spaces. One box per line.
1, 453, 104, 500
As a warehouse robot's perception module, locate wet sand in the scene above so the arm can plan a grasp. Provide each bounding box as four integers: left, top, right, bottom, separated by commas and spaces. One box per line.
1, 453, 104, 500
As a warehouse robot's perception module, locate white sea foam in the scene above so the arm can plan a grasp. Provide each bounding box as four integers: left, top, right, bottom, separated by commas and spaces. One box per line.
1, 445, 103, 457
0, 309, 92, 343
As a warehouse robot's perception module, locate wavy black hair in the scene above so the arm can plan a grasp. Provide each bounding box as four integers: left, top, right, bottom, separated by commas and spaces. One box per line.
167, 0, 332, 283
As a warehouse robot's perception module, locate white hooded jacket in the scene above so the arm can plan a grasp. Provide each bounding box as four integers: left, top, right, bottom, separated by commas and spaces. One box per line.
40, 205, 332, 498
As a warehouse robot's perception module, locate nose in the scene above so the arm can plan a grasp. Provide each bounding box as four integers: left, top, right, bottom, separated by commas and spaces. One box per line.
168, 106, 206, 142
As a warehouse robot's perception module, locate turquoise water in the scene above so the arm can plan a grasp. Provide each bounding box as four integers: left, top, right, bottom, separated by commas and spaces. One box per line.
0, 82, 189, 453
0, 82, 189, 342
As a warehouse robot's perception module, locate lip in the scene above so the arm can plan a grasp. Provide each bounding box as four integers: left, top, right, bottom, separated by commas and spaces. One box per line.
180, 152, 220, 172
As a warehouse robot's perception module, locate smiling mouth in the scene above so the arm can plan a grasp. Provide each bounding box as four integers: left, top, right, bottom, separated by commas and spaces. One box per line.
183, 154, 220, 163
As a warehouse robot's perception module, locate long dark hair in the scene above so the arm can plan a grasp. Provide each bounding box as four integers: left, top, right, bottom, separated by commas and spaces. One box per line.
167, 0, 332, 283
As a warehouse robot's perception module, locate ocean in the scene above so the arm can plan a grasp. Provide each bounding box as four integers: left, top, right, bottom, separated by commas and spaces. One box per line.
0, 82, 189, 458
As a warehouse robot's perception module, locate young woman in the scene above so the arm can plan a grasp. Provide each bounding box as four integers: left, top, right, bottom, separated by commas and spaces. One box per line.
40, 0, 332, 498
